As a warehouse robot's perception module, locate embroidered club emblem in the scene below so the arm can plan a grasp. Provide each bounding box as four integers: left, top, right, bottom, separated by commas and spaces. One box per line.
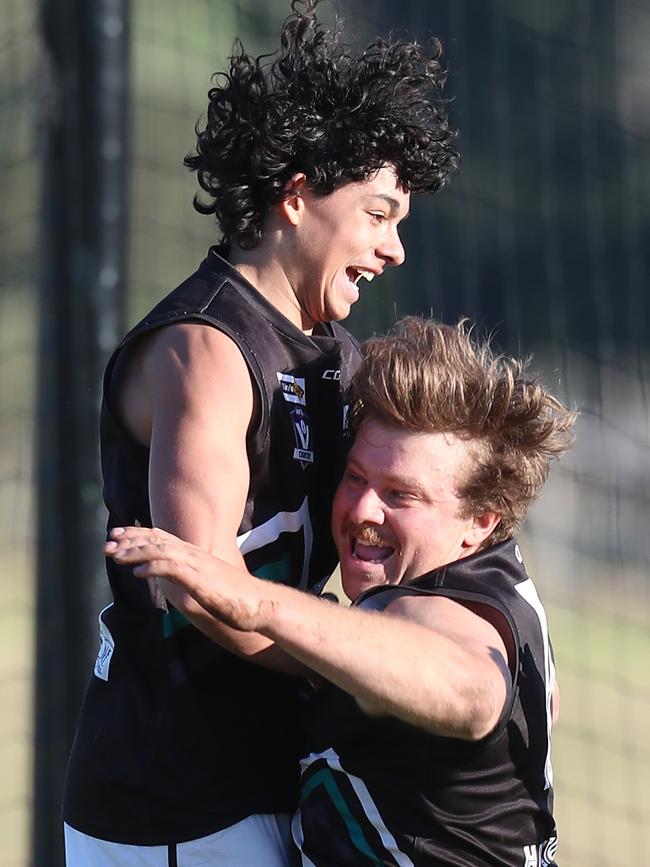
291, 407, 314, 467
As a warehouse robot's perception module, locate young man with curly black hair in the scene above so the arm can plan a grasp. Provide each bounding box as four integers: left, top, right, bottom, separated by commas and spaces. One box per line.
63, 2, 458, 864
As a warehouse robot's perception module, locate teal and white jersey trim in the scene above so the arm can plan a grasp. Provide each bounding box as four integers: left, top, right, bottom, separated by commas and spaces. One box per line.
159, 497, 314, 638
237, 496, 313, 588
515, 577, 555, 789
294, 747, 414, 867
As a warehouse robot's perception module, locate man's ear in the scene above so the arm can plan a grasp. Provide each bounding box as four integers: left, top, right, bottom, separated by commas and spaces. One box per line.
279, 173, 308, 226
462, 512, 501, 549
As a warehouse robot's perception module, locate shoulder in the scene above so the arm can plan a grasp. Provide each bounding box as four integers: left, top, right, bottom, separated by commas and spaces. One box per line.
383, 592, 492, 635
144, 321, 248, 370
383, 590, 516, 676
115, 322, 255, 447
138, 322, 254, 409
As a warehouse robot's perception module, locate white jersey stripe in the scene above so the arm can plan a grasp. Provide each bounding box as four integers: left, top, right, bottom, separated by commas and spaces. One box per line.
291, 812, 318, 867
514, 578, 555, 789
299, 748, 415, 867
237, 496, 313, 587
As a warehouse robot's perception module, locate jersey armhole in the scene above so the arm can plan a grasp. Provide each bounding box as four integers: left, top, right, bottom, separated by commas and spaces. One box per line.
357, 584, 521, 735
103, 317, 268, 455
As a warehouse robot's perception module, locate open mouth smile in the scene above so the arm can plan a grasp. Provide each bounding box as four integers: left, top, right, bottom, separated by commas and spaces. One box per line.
345, 267, 377, 285
352, 537, 395, 565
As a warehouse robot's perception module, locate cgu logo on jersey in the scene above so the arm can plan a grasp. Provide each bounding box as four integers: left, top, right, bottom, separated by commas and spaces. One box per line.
322, 368, 341, 381
277, 372, 306, 405
290, 407, 314, 468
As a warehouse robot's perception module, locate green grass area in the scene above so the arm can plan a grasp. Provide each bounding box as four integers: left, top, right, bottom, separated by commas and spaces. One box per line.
549, 597, 650, 866
1, 236, 37, 867
0, 558, 34, 867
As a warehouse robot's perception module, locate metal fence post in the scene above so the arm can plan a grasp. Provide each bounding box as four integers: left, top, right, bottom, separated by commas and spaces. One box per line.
33, 0, 129, 862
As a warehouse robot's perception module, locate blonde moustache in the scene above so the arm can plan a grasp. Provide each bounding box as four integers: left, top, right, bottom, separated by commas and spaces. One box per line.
354, 525, 387, 547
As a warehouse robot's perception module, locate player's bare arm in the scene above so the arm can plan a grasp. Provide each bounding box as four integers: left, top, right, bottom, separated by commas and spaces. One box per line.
375, 593, 512, 738
106, 526, 512, 740
115, 322, 302, 671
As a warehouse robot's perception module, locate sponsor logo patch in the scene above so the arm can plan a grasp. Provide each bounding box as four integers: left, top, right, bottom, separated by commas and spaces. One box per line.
277, 372, 306, 405
322, 368, 341, 381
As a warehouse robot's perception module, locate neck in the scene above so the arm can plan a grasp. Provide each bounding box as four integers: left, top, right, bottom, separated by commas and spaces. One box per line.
229, 243, 313, 334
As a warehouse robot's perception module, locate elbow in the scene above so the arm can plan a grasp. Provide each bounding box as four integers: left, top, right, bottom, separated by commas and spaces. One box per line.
457, 688, 502, 741
416, 688, 501, 741
463, 714, 498, 742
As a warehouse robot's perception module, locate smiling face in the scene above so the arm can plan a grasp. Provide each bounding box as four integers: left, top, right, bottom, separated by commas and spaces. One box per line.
332, 419, 496, 601
288, 166, 410, 329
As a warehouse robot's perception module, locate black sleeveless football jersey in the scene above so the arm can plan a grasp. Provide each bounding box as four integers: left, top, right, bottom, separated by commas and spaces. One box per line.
63, 249, 361, 844
294, 539, 558, 867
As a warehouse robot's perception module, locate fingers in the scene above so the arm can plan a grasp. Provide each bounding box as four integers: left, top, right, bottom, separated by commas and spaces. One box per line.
107, 543, 201, 594
105, 527, 192, 562
107, 525, 179, 548
104, 528, 265, 633
105, 538, 193, 587
105, 537, 166, 561
104, 528, 203, 595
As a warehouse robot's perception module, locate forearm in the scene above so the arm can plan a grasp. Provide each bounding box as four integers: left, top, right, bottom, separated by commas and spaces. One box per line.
107, 527, 506, 736
161, 579, 307, 674
253, 584, 501, 739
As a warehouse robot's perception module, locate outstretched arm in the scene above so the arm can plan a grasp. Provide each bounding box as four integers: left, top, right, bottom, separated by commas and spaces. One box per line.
106, 526, 512, 740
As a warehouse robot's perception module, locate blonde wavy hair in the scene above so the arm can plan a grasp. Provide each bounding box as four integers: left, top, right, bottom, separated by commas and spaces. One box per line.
350, 317, 577, 545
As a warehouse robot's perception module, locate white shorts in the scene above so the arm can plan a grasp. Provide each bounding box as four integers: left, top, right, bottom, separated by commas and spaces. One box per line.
64, 813, 297, 866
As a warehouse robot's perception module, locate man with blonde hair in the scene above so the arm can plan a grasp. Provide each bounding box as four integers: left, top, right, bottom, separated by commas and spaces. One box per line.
106, 317, 575, 866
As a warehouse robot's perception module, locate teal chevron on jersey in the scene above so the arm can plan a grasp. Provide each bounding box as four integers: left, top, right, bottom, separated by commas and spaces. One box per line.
297, 748, 414, 867
300, 766, 383, 865
237, 496, 313, 587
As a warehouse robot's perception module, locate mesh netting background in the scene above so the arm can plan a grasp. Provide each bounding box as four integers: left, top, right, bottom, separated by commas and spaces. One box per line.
1, 1, 648, 864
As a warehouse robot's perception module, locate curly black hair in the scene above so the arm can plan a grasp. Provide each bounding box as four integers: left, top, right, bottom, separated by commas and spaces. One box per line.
184, 0, 459, 253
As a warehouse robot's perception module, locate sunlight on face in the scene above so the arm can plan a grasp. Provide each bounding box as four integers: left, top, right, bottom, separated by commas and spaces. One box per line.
332, 419, 478, 601
292, 167, 410, 329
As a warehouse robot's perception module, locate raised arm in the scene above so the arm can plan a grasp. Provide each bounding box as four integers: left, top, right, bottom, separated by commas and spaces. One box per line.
105, 527, 512, 740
